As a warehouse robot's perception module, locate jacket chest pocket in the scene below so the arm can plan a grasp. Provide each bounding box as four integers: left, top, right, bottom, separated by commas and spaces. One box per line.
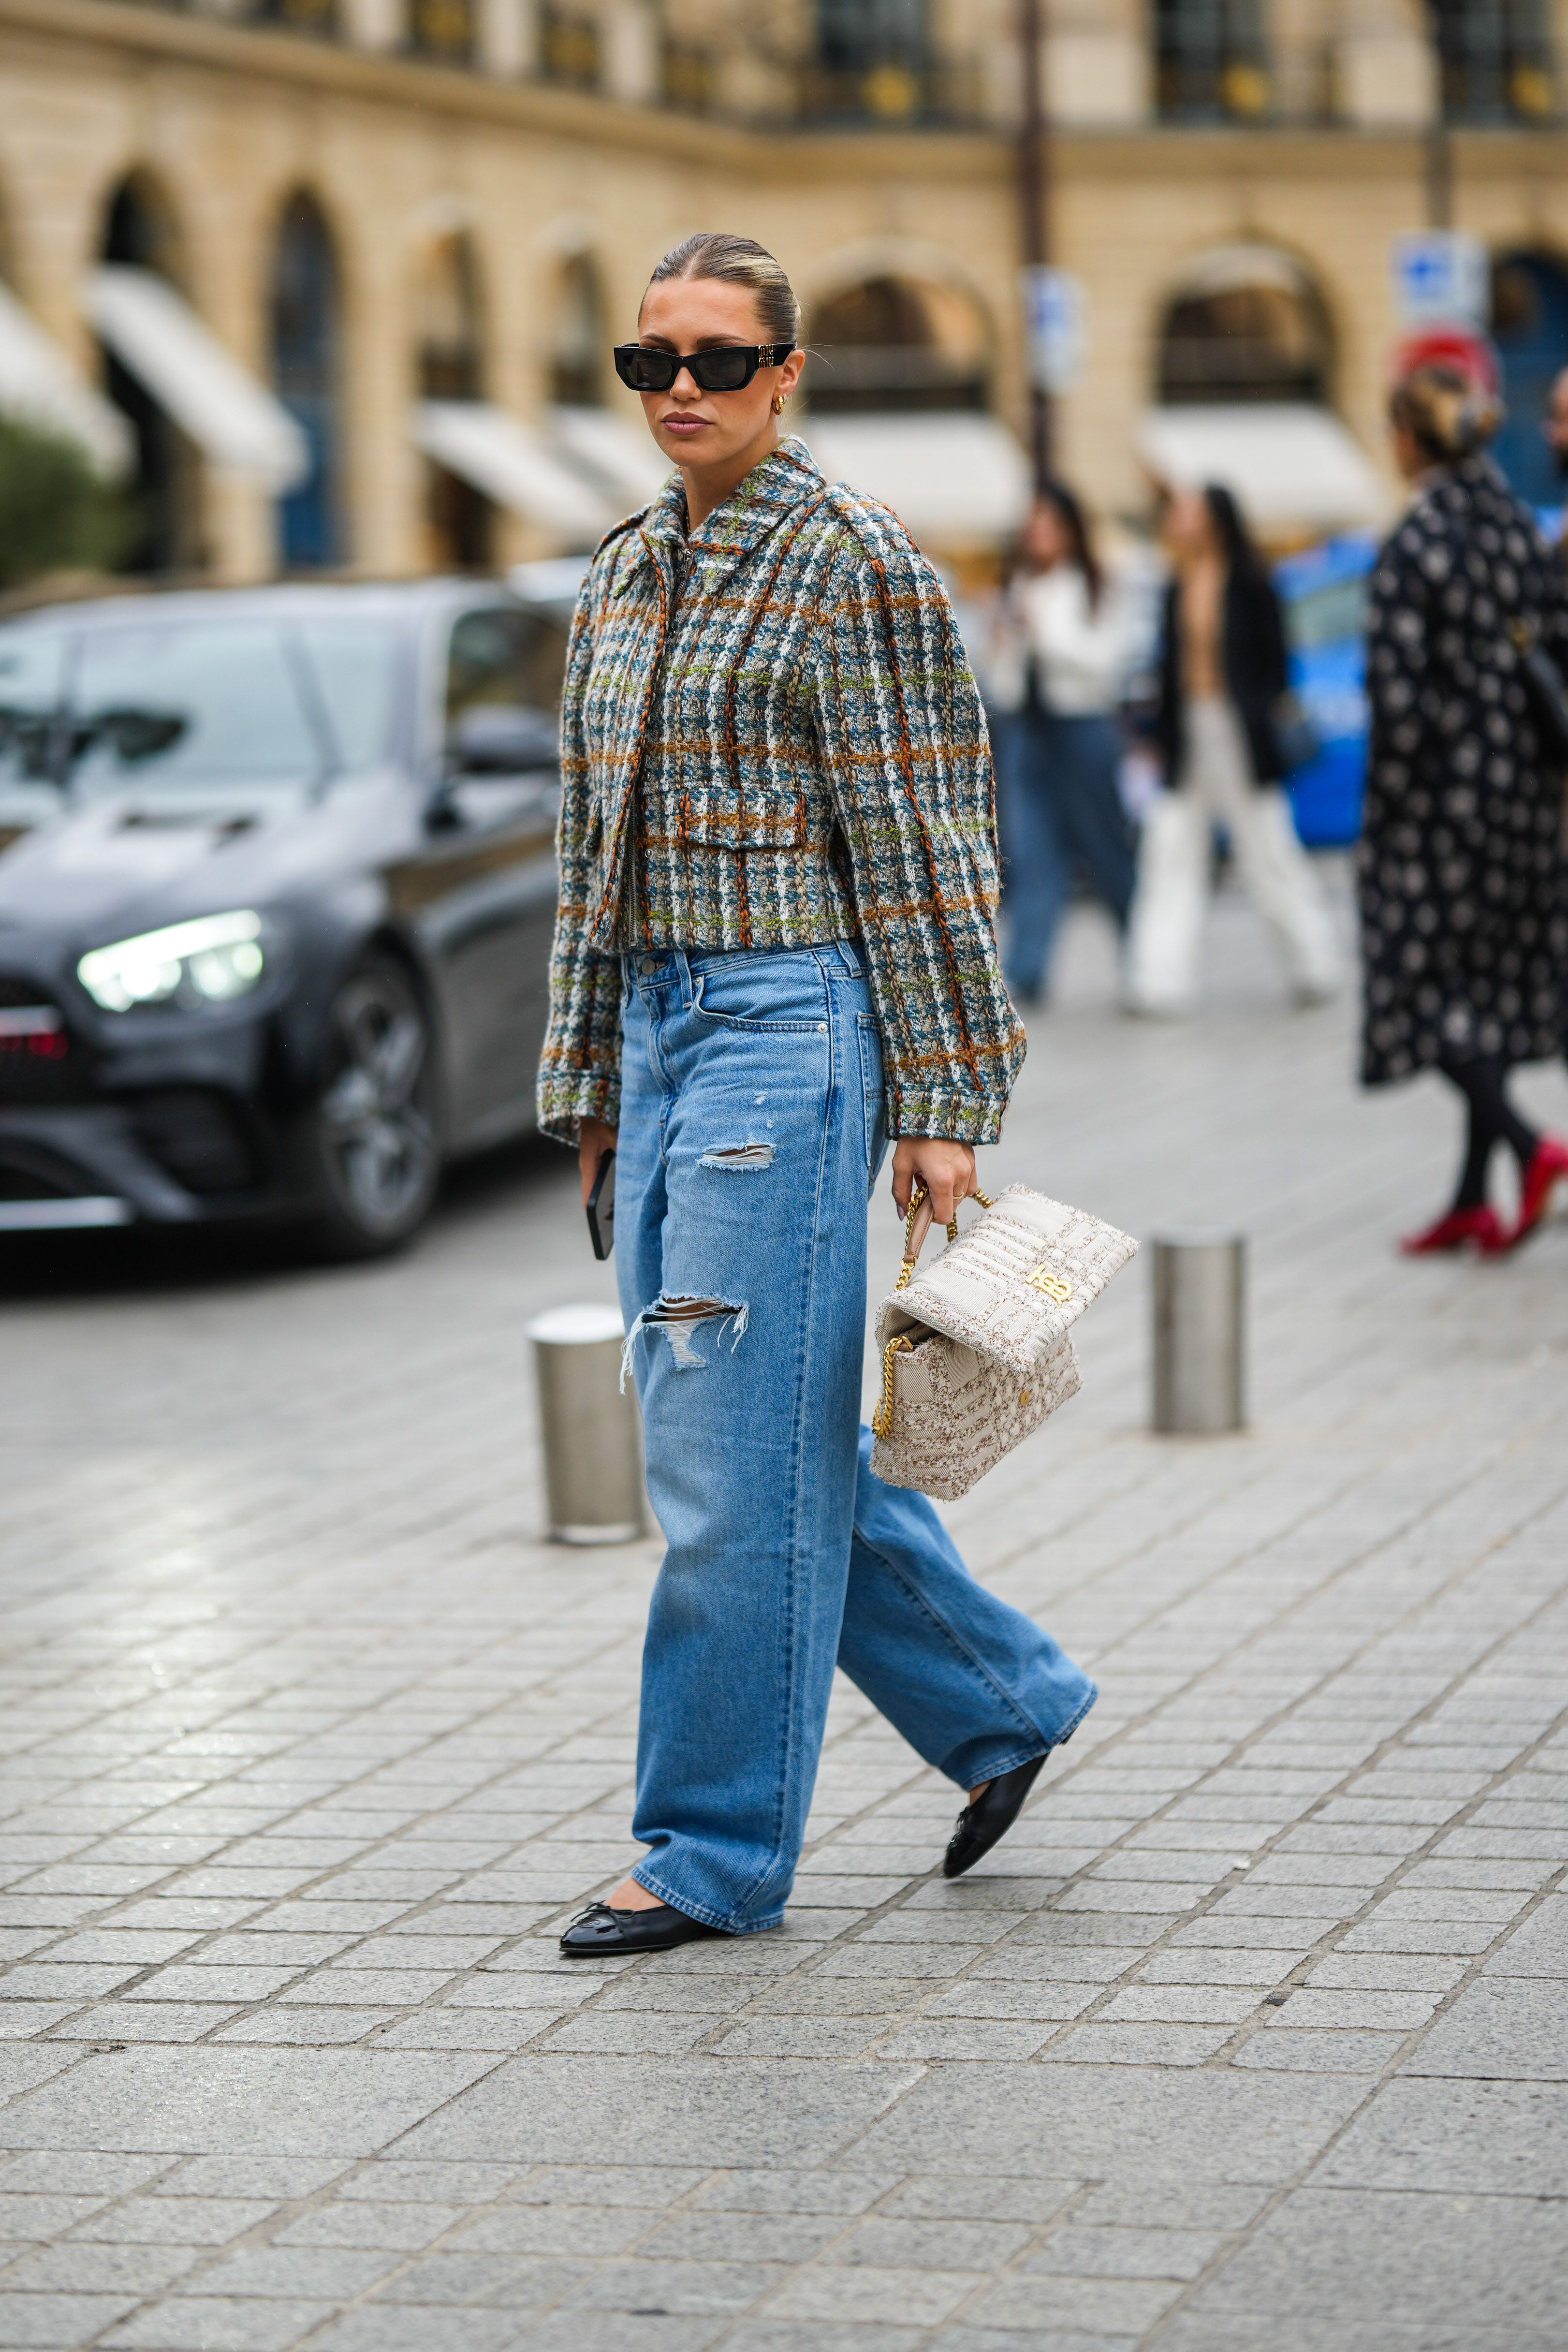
661, 647, 819, 851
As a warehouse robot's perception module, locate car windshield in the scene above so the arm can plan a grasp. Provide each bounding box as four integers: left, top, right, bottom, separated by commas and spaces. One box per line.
0, 628, 68, 818
0, 614, 404, 799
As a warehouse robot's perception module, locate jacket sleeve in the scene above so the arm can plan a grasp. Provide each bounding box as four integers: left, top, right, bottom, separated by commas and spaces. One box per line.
535, 571, 626, 1144
810, 511, 1026, 1145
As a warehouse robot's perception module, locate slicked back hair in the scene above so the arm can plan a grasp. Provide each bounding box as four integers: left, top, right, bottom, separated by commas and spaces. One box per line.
643, 233, 800, 350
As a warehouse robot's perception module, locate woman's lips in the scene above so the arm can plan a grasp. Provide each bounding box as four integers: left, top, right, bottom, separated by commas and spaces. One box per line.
661, 414, 708, 433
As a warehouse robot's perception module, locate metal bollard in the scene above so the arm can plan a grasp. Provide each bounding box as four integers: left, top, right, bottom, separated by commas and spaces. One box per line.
527, 1303, 645, 1544
1152, 1229, 1246, 1435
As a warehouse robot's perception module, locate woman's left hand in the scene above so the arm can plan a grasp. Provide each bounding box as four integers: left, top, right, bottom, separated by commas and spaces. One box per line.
891, 1137, 978, 1227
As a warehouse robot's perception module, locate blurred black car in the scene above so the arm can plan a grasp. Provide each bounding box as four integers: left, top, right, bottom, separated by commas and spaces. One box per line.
0, 577, 575, 1252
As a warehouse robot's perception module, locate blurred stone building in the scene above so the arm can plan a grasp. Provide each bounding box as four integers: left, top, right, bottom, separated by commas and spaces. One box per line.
1, 0, 1567, 578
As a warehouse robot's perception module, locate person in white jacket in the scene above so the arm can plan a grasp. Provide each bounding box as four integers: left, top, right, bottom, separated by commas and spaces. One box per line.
992, 485, 1137, 1005
1124, 483, 1342, 1015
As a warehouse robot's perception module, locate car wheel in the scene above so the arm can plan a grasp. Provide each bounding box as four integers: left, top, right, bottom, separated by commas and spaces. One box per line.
309, 956, 441, 1256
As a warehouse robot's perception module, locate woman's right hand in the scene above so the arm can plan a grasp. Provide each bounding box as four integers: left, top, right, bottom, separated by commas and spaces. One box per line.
579, 1116, 618, 1205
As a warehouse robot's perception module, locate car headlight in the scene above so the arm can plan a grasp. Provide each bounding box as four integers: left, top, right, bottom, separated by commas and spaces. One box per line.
78, 910, 273, 1013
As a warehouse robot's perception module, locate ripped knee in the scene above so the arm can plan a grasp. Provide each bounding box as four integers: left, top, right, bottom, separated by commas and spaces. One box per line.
621, 1293, 749, 1382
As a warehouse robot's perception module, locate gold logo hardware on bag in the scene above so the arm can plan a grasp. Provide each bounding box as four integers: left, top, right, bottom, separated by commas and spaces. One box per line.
870, 1181, 1138, 1501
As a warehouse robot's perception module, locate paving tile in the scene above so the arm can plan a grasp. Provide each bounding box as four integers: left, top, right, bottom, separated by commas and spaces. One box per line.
1232, 2028, 1406, 2073
1040, 2023, 1233, 2065
691, 2174, 893, 2217
963, 2273, 1184, 2333
1483, 1896, 1568, 1978
1318, 2078, 1568, 2195
102, 2297, 337, 2349
1185, 2184, 1568, 2333
1400, 1977, 1568, 2080
764, 2264, 979, 2326
0, 2047, 499, 2154
0, 2295, 144, 2348
393, 2056, 920, 2167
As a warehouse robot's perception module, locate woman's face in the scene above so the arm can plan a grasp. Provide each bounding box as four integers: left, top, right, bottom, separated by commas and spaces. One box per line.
1023, 499, 1071, 571
1162, 489, 1213, 560
633, 277, 803, 471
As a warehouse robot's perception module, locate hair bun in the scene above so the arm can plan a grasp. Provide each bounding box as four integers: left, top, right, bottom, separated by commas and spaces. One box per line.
1389, 362, 1503, 462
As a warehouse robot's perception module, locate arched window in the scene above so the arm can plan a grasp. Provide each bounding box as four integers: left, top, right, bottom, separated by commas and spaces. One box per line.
271, 190, 343, 570
549, 252, 603, 407
414, 227, 491, 569
98, 172, 197, 573
1155, 0, 1269, 121
805, 273, 990, 414
1157, 247, 1333, 406
1490, 249, 1568, 504
1434, 2, 1555, 122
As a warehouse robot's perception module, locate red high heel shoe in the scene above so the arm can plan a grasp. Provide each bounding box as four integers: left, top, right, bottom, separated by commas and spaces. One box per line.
1492, 1136, 1568, 1252
1398, 1204, 1505, 1256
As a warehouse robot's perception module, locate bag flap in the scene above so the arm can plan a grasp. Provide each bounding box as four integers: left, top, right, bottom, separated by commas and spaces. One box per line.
876, 1184, 1137, 1377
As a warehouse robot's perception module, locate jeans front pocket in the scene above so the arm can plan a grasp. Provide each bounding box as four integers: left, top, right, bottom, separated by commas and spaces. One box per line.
691, 953, 828, 1033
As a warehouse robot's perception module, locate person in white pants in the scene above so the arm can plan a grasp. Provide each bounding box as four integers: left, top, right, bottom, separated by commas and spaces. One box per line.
1125, 484, 1342, 1015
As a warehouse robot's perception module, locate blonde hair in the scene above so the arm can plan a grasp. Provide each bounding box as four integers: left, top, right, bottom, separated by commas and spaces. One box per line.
644, 233, 800, 349
1389, 362, 1502, 463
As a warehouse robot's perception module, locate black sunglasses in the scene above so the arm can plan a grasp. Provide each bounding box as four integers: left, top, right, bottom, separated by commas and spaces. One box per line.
613, 342, 793, 394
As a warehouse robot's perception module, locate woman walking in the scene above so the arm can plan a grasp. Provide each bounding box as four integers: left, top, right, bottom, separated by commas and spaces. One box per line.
994, 485, 1137, 1005
1361, 363, 1568, 1253
1124, 483, 1342, 1015
537, 234, 1096, 1955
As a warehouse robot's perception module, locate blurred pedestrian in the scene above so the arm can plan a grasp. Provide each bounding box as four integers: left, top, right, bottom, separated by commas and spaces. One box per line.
1361, 362, 1568, 1255
537, 232, 1095, 1958
1124, 483, 1342, 1015
994, 486, 1137, 1005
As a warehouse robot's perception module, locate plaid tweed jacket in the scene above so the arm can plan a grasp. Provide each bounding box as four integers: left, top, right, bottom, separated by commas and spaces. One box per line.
536, 437, 1025, 1145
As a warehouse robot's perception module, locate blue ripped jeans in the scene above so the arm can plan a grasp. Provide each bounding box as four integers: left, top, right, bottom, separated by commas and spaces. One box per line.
615, 941, 1097, 1934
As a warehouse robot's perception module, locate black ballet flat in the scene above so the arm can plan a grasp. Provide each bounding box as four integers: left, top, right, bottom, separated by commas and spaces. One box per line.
943, 1753, 1049, 1880
559, 1899, 726, 1956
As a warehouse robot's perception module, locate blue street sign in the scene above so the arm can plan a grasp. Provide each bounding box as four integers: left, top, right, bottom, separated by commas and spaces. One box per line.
1391, 233, 1490, 327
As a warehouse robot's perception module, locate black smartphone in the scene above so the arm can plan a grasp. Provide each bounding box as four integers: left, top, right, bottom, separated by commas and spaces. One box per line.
586, 1148, 616, 1260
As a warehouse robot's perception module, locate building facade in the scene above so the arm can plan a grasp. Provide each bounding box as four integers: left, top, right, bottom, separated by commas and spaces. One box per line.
2, 0, 1568, 579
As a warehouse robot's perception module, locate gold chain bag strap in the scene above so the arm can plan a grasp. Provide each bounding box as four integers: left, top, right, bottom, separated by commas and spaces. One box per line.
870, 1181, 1138, 1501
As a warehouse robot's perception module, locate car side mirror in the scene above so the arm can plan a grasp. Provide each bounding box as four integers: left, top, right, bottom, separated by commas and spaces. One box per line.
448, 704, 558, 776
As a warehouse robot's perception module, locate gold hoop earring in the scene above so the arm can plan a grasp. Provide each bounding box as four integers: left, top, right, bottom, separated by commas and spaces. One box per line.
772, 393, 786, 415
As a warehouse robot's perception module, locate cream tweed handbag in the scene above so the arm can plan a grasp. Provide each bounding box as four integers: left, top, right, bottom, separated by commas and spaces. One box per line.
870, 1182, 1138, 1501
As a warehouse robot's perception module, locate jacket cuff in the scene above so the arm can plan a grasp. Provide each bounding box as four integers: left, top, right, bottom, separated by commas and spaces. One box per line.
886, 1086, 1007, 1147
535, 1065, 622, 1147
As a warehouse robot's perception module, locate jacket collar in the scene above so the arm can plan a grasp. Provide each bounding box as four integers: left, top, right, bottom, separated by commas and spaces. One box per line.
638, 436, 823, 574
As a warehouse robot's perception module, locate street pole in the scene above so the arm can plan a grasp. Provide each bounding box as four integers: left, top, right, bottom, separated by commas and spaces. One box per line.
1018, 0, 1051, 488
1423, 2, 1452, 226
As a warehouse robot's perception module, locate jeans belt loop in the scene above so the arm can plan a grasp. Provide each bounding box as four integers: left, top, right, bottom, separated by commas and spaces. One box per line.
673, 947, 695, 1010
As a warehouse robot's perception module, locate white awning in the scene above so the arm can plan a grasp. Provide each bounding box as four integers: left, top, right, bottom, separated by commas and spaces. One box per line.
0, 281, 132, 477
1136, 403, 1388, 529
550, 405, 670, 510
412, 401, 612, 543
84, 266, 308, 491
799, 412, 1033, 545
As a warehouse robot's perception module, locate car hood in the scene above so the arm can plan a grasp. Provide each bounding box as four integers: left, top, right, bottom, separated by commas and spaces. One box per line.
0, 783, 398, 947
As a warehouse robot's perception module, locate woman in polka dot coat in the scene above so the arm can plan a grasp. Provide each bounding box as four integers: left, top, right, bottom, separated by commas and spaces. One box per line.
1359, 363, 1568, 1253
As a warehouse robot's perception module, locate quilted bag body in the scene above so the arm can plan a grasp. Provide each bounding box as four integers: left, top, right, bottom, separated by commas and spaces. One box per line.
870, 1183, 1138, 1500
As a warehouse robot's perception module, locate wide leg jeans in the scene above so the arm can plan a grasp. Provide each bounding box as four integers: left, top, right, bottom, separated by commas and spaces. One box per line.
615, 941, 1097, 1934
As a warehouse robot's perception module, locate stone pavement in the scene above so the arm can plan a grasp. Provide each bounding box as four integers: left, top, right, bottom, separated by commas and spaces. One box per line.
1, 875, 1568, 2352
